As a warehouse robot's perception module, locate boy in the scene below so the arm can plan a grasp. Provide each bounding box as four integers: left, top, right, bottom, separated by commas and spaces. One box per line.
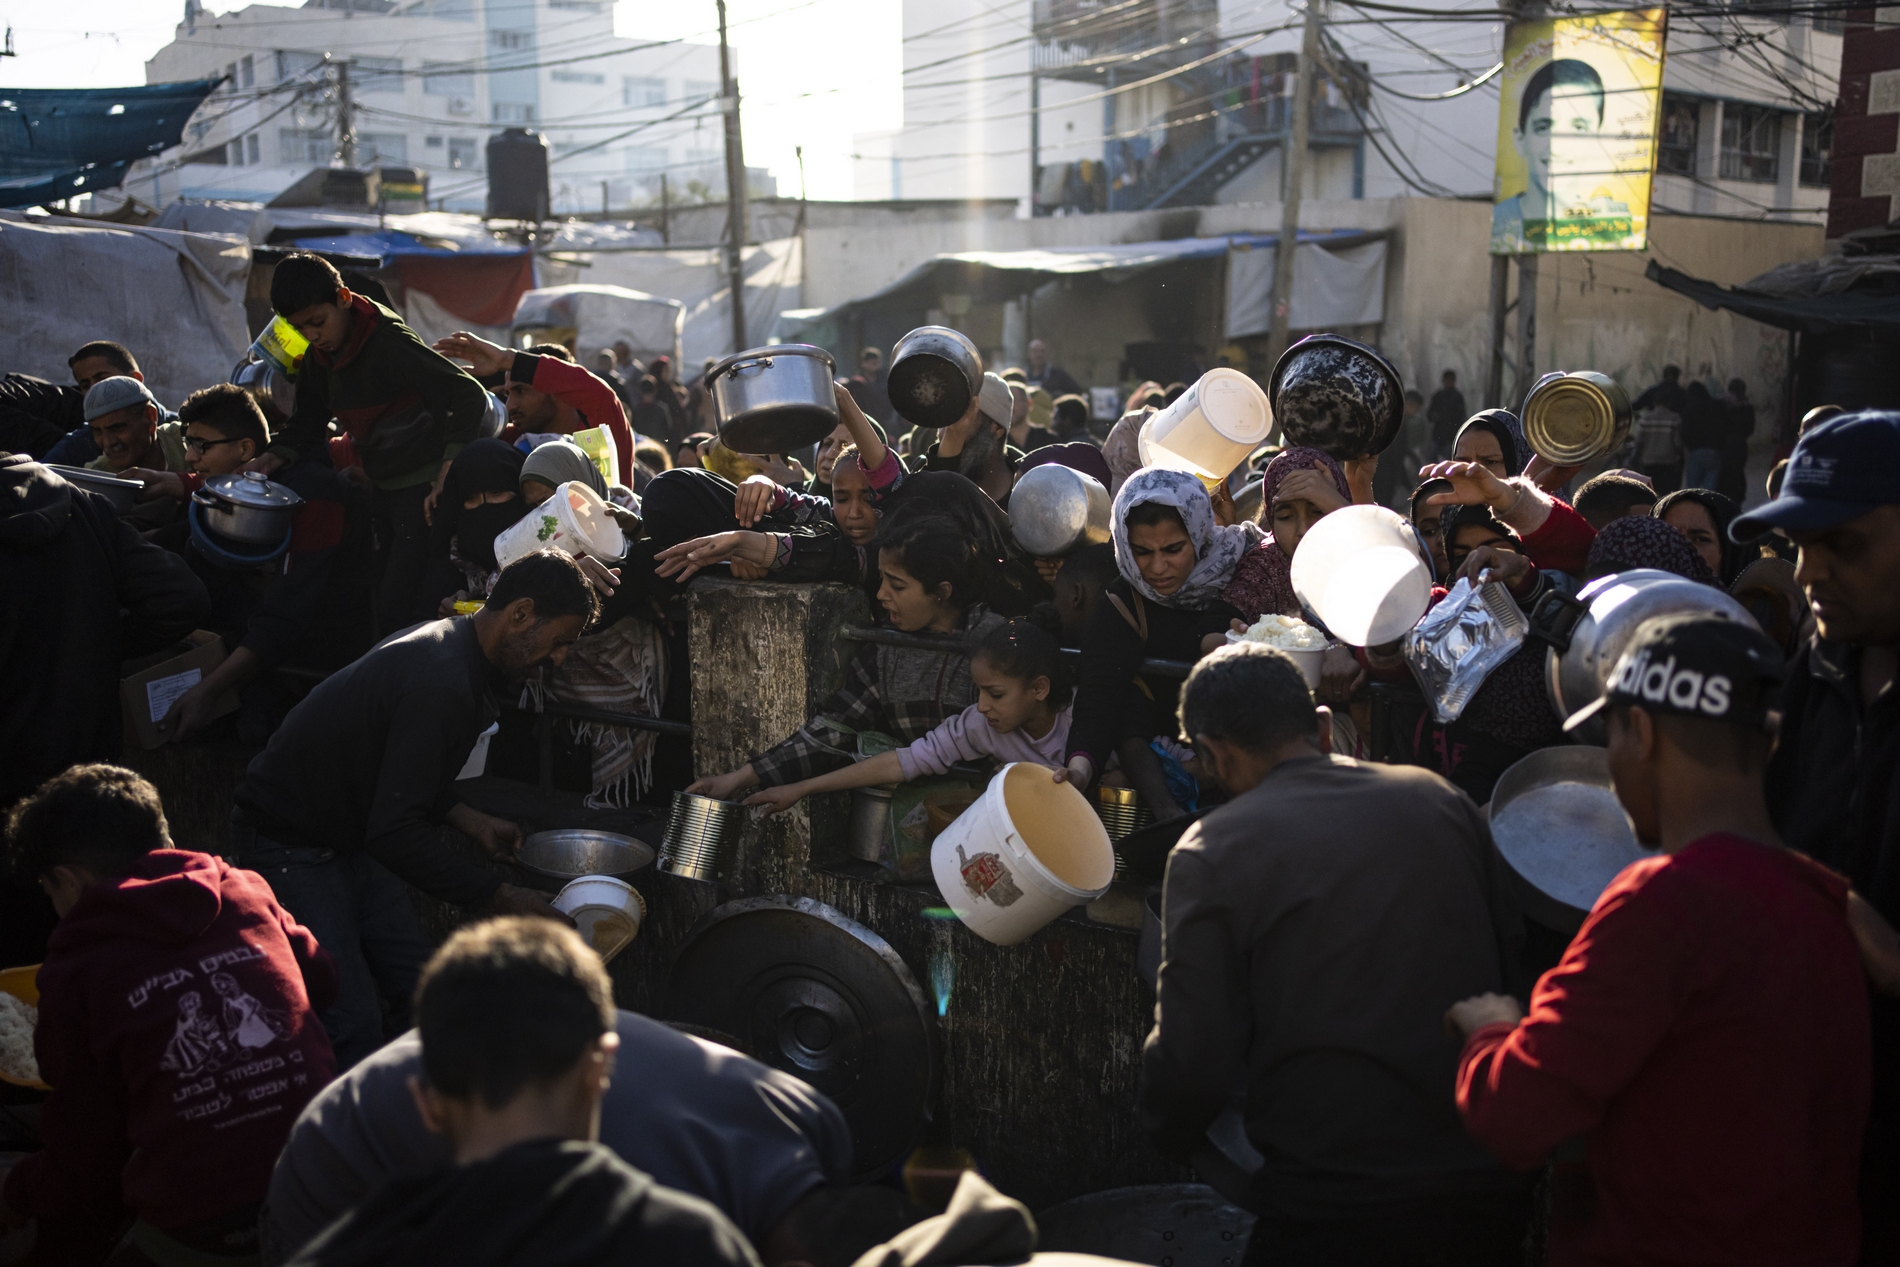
0, 765, 337, 1266
248, 252, 489, 630
288, 918, 759, 1267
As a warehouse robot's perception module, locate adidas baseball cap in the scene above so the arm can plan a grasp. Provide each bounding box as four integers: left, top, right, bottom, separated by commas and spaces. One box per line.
1562, 612, 1786, 735
1731, 410, 1900, 539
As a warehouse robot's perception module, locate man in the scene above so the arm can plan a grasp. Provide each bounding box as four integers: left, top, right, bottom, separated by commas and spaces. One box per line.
849, 347, 893, 425
1142, 643, 1528, 1265
1720, 376, 1755, 504
1734, 409, 1900, 1259
1491, 58, 1626, 252
1025, 338, 1082, 399
262, 1005, 849, 1264
924, 372, 1022, 507
1450, 614, 1872, 1265
1050, 394, 1095, 445
593, 348, 636, 415
245, 253, 490, 633
1426, 370, 1466, 458
284, 918, 758, 1267
649, 354, 691, 444
1380, 388, 1428, 507
436, 333, 634, 487
85, 375, 187, 482
229, 551, 596, 1069
1632, 363, 1687, 416
1572, 470, 1656, 530
1, 765, 337, 1267
2, 340, 155, 462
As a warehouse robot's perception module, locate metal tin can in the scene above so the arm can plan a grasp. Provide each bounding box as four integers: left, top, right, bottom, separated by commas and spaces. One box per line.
1522, 370, 1632, 466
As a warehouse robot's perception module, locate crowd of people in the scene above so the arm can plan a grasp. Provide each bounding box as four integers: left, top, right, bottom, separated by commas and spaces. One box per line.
1, 247, 1899, 1266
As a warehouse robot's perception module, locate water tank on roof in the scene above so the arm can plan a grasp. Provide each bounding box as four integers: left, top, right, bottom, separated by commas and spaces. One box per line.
486, 128, 549, 223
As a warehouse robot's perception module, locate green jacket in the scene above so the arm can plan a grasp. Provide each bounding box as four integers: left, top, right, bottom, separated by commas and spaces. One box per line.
267, 297, 489, 490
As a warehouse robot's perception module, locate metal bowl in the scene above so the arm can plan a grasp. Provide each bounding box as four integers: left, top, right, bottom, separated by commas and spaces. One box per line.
1522, 370, 1632, 466
47, 464, 144, 514
1269, 334, 1404, 460
1008, 462, 1110, 557
517, 829, 656, 880
1489, 746, 1649, 933
887, 326, 982, 427
711, 344, 839, 454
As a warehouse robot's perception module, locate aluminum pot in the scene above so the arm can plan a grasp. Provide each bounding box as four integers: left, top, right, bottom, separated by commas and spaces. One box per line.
1269, 334, 1404, 460
1009, 462, 1110, 557
48, 464, 143, 515
1546, 568, 1759, 742
517, 829, 655, 880
887, 326, 982, 428
190, 471, 304, 545
1522, 370, 1632, 466
1488, 746, 1647, 934
710, 344, 839, 454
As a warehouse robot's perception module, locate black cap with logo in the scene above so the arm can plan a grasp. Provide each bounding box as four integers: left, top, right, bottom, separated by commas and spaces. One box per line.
1563, 613, 1787, 735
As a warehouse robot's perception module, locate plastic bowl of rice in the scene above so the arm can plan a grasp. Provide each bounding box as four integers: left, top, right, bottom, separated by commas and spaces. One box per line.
1226, 614, 1333, 689
0, 964, 46, 1090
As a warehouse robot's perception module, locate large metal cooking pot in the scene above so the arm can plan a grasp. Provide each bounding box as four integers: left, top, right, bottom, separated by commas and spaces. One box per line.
887, 326, 982, 428
190, 471, 304, 545
1269, 333, 1404, 461
709, 344, 839, 454
47, 464, 144, 514
1522, 370, 1632, 466
1547, 568, 1759, 742
1489, 746, 1649, 934
1008, 462, 1110, 557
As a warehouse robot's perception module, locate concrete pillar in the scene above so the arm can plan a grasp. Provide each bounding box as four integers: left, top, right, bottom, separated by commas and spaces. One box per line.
1694, 99, 1723, 214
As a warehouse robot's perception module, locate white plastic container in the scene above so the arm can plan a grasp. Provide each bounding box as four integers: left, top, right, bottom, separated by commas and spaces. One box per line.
1137, 368, 1272, 485
930, 763, 1116, 946
492, 479, 627, 571
553, 875, 646, 963
1223, 630, 1332, 689
1288, 504, 1434, 647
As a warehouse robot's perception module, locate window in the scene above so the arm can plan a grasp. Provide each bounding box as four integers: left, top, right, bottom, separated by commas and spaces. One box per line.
426, 135, 444, 147
1657, 93, 1699, 176
422, 62, 475, 97
1719, 103, 1781, 182
224, 62, 238, 93
432, 0, 475, 17
493, 102, 536, 123
229, 138, 245, 165
1811, 8, 1843, 33
449, 136, 479, 169
353, 56, 405, 95
623, 146, 666, 174
490, 30, 534, 52
276, 50, 325, 85
280, 127, 332, 165
359, 132, 408, 163
552, 70, 604, 84
549, 0, 602, 9
624, 76, 666, 107
1801, 109, 1833, 187
684, 79, 718, 106
240, 55, 255, 89
247, 134, 260, 165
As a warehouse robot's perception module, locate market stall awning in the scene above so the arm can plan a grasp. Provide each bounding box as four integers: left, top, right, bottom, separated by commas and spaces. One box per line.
0, 80, 221, 210
291, 227, 535, 328
1644, 259, 1900, 335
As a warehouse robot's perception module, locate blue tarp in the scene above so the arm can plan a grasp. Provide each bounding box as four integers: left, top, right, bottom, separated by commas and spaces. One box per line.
288, 229, 528, 261
0, 79, 220, 209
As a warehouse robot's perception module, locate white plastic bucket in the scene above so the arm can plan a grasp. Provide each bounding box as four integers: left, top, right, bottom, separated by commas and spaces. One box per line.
1288, 504, 1433, 646
930, 763, 1116, 946
492, 479, 627, 571
1137, 368, 1272, 485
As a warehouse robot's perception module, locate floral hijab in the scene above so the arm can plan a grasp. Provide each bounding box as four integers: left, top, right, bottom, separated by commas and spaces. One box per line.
1224, 447, 1354, 622
1111, 467, 1263, 609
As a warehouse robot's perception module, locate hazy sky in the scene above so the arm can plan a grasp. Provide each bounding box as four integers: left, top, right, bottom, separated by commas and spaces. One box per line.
0, 1, 903, 201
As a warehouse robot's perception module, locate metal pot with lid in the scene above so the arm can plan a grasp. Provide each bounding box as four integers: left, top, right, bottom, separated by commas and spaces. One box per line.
1269, 334, 1405, 461
710, 344, 840, 454
191, 471, 305, 545
1546, 568, 1759, 742
1521, 370, 1632, 466
887, 326, 983, 428
1008, 462, 1110, 558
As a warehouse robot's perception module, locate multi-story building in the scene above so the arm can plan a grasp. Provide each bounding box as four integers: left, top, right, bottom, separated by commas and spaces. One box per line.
857, 0, 1838, 226
141, 0, 757, 213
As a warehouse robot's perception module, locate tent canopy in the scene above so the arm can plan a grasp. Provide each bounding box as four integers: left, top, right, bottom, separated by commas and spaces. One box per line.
288, 228, 527, 260
0, 80, 220, 209
512, 284, 685, 367
1644, 259, 1900, 335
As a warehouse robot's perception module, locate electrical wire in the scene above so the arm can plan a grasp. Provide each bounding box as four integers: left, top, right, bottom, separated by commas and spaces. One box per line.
1367, 60, 1501, 99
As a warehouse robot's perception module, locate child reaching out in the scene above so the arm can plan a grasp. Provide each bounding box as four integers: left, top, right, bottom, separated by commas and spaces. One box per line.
745, 610, 1075, 817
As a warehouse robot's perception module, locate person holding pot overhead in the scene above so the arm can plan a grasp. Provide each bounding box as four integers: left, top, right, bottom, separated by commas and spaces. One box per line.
1420, 411, 1598, 579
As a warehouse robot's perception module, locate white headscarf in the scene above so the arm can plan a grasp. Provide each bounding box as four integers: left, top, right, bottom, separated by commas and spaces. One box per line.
1110, 468, 1262, 609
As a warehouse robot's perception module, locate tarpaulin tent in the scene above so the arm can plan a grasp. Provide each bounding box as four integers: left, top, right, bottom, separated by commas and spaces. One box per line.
0, 81, 220, 210
290, 228, 534, 327
1644, 258, 1900, 335
511, 285, 684, 368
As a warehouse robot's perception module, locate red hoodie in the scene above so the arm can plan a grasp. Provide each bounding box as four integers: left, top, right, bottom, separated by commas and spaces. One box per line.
497, 350, 635, 486
4, 851, 338, 1232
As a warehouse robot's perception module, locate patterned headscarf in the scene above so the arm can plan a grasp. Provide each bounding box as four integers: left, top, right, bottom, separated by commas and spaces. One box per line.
1111, 468, 1263, 609
1585, 514, 1719, 586
1223, 446, 1354, 622
1101, 409, 1152, 495
1255, 446, 1351, 525
1454, 409, 1529, 477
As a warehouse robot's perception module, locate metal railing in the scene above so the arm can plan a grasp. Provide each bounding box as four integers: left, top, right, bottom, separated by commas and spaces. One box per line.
839, 625, 1194, 680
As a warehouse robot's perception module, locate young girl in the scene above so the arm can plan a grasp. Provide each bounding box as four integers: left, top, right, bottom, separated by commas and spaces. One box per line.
743, 612, 1074, 816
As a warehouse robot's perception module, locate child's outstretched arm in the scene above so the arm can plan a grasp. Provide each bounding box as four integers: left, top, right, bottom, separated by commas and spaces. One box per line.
744, 749, 907, 817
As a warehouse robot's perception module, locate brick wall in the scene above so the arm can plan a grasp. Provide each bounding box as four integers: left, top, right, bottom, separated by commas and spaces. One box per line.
1828, 8, 1900, 238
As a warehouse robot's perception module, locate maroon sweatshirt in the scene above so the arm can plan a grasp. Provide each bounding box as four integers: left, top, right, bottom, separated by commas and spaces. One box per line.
1456, 834, 1870, 1266
4, 850, 338, 1231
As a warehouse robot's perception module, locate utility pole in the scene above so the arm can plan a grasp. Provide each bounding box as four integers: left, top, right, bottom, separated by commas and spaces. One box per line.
335, 59, 356, 168
1485, 255, 1509, 408
717, 0, 749, 354
1266, 0, 1323, 374
1029, 70, 1041, 215
1504, 0, 1542, 409
660, 173, 670, 245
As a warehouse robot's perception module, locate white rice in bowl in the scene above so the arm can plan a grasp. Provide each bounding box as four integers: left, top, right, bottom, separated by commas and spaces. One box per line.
1234, 613, 1330, 650
0, 991, 39, 1084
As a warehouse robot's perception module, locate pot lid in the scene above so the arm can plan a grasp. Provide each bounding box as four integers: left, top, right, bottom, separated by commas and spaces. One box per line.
202, 471, 304, 510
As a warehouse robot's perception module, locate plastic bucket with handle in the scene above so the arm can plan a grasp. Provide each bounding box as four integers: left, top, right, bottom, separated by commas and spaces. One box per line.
493, 479, 626, 571
930, 763, 1116, 946
1137, 368, 1272, 486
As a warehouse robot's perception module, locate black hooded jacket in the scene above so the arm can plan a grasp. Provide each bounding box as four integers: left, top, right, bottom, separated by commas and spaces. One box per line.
0, 455, 208, 805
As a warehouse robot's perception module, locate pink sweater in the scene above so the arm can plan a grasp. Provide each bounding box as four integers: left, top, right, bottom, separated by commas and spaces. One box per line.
895, 703, 1074, 780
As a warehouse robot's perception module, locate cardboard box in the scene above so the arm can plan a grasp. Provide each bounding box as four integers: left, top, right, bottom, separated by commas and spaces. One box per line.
120, 631, 240, 750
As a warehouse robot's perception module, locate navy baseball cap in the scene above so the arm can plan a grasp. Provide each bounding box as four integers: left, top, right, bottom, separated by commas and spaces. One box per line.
1731, 410, 1900, 540
1563, 612, 1786, 734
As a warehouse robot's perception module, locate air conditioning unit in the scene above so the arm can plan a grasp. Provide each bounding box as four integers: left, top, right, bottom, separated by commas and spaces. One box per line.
448, 96, 473, 117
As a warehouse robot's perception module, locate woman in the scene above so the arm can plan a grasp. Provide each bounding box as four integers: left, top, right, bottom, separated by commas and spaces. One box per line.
520, 436, 637, 512
1221, 446, 1352, 622
1655, 487, 1747, 585
686, 513, 1004, 799
424, 438, 526, 614
1064, 469, 1258, 810
1411, 476, 1455, 581
1584, 514, 1719, 586
1442, 503, 1524, 575
1451, 409, 1529, 482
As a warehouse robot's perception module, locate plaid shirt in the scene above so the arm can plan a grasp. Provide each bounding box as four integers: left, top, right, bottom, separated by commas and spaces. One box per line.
751, 606, 1005, 787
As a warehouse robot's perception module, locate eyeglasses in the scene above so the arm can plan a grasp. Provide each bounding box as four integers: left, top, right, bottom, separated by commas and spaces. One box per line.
184, 435, 246, 455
